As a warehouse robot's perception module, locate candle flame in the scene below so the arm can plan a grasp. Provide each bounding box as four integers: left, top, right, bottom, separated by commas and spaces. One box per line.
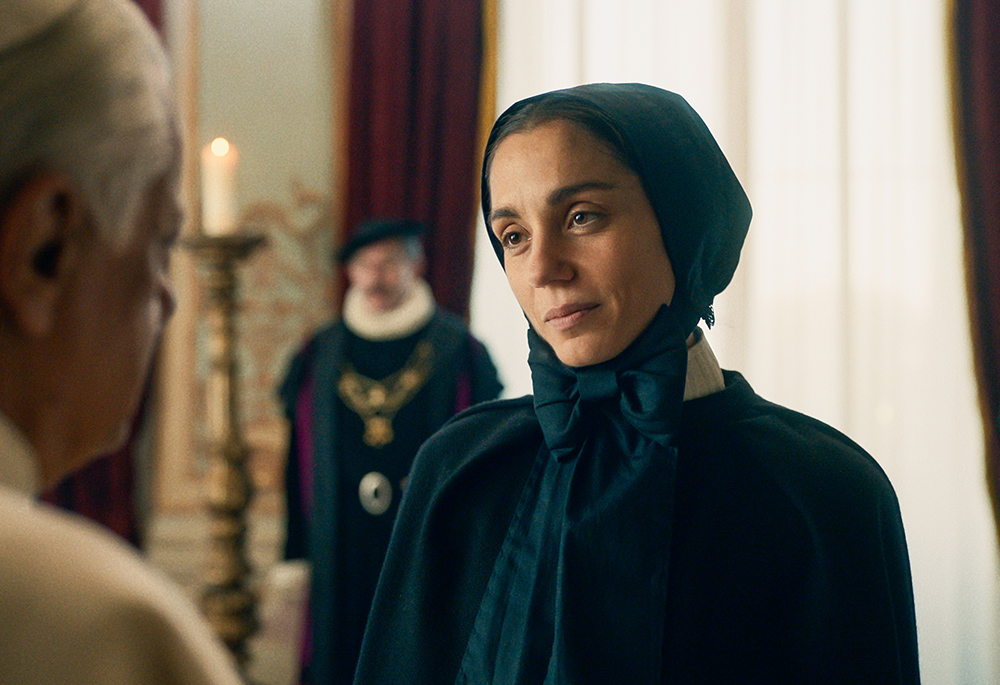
210, 137, 231, 157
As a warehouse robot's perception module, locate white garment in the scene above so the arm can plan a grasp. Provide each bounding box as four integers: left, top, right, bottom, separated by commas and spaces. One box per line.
683, 327, 725, 402
0, 0, 80, 52
0, 412, 243, 684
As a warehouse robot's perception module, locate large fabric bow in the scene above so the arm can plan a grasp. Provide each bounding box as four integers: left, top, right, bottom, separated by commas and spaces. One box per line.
528, 305, 690, 462
458, 306, 693, 683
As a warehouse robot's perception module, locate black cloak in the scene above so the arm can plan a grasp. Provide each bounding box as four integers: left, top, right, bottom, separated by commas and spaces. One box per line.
354, 84, 919, 684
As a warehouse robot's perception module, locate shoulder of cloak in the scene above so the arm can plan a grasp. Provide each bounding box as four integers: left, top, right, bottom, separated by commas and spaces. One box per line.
276, 321, 345, 419
666, 371, 918, 680
676, 371, 907, 557
422, 308, 471, 366
427, 306, 468, 336
679, 370, 893, 498
407, 395, 540, 495
424, 308, 504, 404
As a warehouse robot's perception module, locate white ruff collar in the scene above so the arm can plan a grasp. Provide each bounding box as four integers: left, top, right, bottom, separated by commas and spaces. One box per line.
343, 279, 435, 341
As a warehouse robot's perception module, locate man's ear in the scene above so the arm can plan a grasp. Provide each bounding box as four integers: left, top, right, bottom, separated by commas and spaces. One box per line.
0, 172, 86, 338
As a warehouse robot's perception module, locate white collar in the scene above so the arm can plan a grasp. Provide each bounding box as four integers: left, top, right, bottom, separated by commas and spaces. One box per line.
0, 411, 40, 496
342, 279, 436, 341
683, 328, 726, 401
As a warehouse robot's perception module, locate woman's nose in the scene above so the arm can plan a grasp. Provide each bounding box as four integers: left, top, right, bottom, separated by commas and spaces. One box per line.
527, 233, 573, 287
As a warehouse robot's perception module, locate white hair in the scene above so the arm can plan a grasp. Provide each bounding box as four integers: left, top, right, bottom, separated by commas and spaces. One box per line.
0, 0, 175, 248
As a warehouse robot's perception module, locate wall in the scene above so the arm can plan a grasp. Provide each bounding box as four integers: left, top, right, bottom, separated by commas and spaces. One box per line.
149, 0, 343, 595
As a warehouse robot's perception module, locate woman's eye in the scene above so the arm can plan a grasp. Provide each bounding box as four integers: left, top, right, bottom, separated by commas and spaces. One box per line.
570, 211, 595, 226
501, 230, 524, 248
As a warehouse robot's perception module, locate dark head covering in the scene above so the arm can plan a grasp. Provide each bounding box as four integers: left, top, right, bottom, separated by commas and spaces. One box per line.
338, 217, 425, 264
482, 82, 751, 331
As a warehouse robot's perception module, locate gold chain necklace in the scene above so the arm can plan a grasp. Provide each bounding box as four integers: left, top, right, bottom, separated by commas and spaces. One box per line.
337, 341, 434, 447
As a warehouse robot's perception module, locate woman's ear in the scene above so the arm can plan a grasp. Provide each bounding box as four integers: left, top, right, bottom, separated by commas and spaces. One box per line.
0, 172, 86, 338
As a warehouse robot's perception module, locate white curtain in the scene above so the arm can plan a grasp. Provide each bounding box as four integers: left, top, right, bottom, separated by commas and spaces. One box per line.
470, 1, 1000, 681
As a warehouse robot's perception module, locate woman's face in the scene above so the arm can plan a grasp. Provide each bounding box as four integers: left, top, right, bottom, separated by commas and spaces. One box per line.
488, 119, 675, 367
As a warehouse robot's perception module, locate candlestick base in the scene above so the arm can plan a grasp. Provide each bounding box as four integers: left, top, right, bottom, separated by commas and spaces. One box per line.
183, 232, 266, 671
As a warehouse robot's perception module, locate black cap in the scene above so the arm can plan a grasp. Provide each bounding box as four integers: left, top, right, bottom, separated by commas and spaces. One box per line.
338, 218, 426, 263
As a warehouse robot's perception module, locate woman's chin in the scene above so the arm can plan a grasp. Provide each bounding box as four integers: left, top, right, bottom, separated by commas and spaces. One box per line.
551, 337, 624, 368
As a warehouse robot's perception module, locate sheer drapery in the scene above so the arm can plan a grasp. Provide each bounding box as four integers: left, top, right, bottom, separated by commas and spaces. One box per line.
471, 1, 999, 681
954, 0, 1000, 540
342, 0, 484, 317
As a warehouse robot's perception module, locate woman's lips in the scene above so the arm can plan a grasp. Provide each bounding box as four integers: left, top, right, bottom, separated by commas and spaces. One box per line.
544, 303, 597, 331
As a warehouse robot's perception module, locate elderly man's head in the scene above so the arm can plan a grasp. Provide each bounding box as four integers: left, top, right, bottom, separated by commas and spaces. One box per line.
341, 219, 426, 314
0, 0, 180, 487
0, 0, 176, 247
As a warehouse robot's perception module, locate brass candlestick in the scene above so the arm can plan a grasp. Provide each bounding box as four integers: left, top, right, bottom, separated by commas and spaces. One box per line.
184, 233, 266, 668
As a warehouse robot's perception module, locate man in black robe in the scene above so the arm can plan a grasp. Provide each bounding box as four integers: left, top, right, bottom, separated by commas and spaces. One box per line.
279, 218, 503, 684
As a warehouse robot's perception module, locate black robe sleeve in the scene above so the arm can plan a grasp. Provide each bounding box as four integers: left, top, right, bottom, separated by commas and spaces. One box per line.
277, 335, 317, 561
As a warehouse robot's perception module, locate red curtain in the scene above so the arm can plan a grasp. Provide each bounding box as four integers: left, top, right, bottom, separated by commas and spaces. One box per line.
953, 0, 1000, 533
40, 0, 164, 544
132, 0, 162, 31
342, 0, 485, 317
41, 407, 144, 546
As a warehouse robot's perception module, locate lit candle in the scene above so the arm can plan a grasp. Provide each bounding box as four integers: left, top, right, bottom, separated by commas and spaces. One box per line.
201, 137, 239, 235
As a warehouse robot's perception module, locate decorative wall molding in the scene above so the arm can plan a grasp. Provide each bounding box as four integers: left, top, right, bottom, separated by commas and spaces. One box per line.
155, 183, 336, 518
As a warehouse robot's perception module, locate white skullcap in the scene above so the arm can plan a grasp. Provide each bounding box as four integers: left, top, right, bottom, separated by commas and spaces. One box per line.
0, 0, 83, 52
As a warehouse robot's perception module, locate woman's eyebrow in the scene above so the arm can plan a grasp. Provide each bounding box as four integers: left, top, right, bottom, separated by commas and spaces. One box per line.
488, 206, 520, 225
547, 181, 615, 206
488, 181, 617, 225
